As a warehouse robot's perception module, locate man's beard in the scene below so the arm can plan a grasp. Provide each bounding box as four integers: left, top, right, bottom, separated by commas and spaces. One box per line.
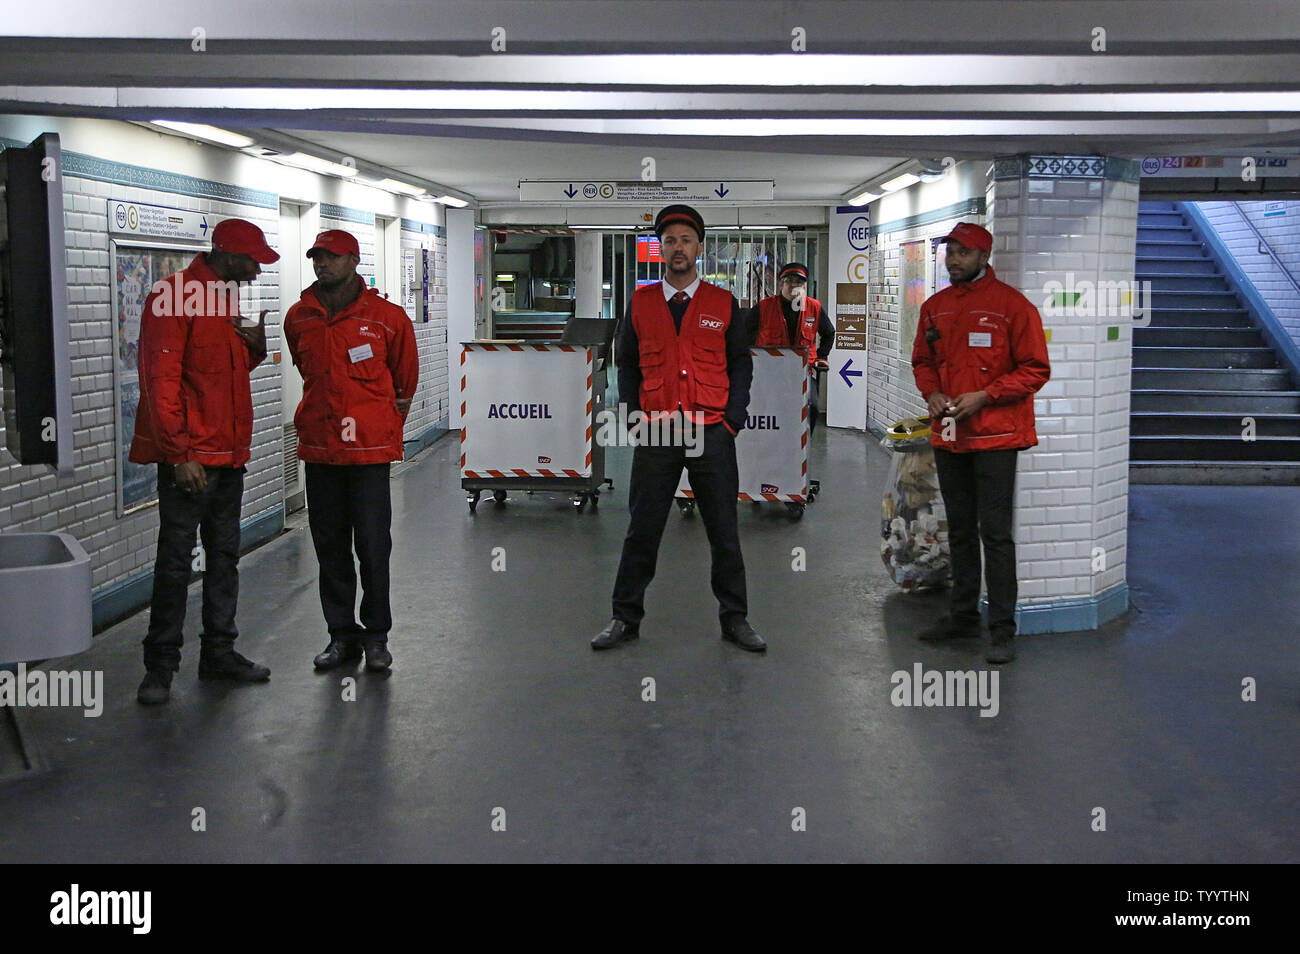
317, 273, 353, 291
666, 256, 693, 274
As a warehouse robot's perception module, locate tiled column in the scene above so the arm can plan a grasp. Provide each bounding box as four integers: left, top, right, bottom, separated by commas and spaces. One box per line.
987, 154, 1140, 633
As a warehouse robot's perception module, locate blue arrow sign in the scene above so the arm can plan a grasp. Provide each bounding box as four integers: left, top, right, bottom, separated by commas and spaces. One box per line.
564, 184, 578, 198
714, 183, 729, 198
839, 358, 863, 387
200, 215, 208, 236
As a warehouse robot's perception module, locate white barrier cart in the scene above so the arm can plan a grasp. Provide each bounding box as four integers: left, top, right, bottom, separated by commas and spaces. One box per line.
460, 342, 612, 513
676, 346, 816, 520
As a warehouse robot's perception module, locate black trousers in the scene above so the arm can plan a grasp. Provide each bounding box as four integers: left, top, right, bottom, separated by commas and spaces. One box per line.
142, 464, 244, 671
305, 462, 393, 644
612, 421, 747, 626
933, 447, 1020, 638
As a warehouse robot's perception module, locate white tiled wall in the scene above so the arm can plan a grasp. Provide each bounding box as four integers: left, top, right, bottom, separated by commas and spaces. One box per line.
990, 173, 1138, 603
401, 231, 450, 435
1195, 200, 1300, 350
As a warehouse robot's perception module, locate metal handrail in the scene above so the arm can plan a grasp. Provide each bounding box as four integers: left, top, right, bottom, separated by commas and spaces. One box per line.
1231, 203, 1300, 297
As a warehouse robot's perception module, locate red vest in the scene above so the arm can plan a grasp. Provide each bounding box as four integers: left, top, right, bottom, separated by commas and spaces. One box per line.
630, 281, 733, 426
756, 294, 821, 366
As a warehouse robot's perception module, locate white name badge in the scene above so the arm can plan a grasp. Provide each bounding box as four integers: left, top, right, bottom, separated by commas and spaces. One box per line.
968, 332, 993, 348
348, 343, 374, 363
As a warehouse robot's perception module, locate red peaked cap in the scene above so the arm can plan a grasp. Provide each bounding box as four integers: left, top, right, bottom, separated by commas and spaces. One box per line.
654, 204, 705, 241
307, 229, 361, 258
939, 222, 993, 253
778, 262, 809, 281
211, 218, 280, 264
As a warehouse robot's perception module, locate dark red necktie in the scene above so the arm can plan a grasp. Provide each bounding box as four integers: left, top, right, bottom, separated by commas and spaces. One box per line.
672, 291, 689, 303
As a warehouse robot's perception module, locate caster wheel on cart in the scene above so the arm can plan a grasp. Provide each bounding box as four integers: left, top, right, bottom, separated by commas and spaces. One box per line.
590, 490, 600, 511
492, 490, 507, 505
467, 490, 481, 513
786, 501, 806, 520
677, 499, 696, 517
572, 494, 586, 513
809, 480, 821, 496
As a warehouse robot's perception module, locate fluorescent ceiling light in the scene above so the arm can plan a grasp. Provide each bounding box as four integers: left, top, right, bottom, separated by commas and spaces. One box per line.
278, 152, 359, 177
376, 177, 426, 196
433, 194, 469, 207
495, 274, 514, 281
848, 189, 882, 205
880, 172, 921, 192
568, 225, 635, 230
741, 225, 785, 230
150, 121, 253, 149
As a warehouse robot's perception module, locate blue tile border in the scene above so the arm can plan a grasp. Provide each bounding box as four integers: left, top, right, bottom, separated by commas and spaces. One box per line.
401, 218, 446, 238
983, 582, 1130, 635
870, 197, 985, 237
403, 420, 449, 459
320, 203, 375, 226
90, 506, 285, 632
995, 154, 1142, 184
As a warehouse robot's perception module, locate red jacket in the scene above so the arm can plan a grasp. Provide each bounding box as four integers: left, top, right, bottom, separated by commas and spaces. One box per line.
630, 281, 733, 426
911, 265, 1050, 452
284, 280, 419, 464
756, 293, 822, 366
129, 253, 264, 468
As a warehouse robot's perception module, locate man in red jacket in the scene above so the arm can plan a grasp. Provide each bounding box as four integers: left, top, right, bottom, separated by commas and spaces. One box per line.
130, 218, 278, 704
911, 222, 1050, 663
284, 230, 419, 673
751, 261, 834, 433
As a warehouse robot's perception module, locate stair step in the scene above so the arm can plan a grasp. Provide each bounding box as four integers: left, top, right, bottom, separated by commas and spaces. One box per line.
1130, 412, 1300, 437
1151, 291, 1242, 309
1139, 275, 1232, 292
1137, 211, 1187, 227
1130, 461, 1300, 485
1136, 240, 1206, 259
1132, 346, 1278, 369
1134, 327, 1264, 347
1132, 368, 1293, 390
1138, 200, 1182, 211
1139, 226, 1197, 242
1145, 307, 1252, 327
1130, 435, 1300, 461
1131, 389, 1300, 413
1134, 257, 1219, 274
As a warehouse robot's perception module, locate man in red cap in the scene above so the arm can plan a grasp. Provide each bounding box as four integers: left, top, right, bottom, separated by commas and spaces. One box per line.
284, 229, 419, 673
131, 218, 278, 704
751, 261, 834, 433
593, 204, 765, 653
911, 222, 1050, 663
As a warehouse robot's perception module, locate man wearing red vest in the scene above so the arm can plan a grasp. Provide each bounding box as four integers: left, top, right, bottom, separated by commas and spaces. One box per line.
284, 229, 419, 673
130, 218, 278, 704
911, 222, 1050, 663
752, 261, 834, 433
593, 205, 765, 653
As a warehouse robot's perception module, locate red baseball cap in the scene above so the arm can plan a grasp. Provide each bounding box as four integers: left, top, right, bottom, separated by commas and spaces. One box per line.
211, 218, 279, 264
307, 229, 361, 258
939, 222, 993, 253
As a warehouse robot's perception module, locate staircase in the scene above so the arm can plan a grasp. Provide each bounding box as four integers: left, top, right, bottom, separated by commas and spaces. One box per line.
1130, 201, 1300, 484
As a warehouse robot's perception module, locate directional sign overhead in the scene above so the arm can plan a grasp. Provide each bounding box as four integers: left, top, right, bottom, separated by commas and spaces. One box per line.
108, 200, 212, 242
519, 180, 775, 203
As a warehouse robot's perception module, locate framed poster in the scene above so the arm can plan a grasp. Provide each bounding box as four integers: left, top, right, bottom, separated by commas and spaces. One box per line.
930, 236, 951, 296
898, 239, 927, 353
111, 240, 199, 514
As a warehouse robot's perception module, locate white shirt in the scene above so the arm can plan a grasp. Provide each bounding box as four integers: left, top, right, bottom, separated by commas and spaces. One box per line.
661, 277, 700, 301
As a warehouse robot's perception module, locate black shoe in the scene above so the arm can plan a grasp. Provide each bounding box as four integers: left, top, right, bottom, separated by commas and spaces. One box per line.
198, 650, 271, 682
591, 619, 639, 650
363, 640, 393, 672
136, 668, 172, 705
314, 639, 363, 671
986, 633, 1017, 664
919, 616, 983, 641
721, 619, 766, 653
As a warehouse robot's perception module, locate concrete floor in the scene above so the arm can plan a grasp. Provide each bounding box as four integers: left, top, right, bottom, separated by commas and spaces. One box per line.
1, 429, 1297, 863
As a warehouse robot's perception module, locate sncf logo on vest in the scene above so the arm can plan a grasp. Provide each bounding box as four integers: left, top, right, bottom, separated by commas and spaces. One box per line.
487, 403, 552, 419
698, 317, 724, 331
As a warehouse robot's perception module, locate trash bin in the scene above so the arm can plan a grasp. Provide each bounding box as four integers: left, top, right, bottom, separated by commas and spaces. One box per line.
880, 417, 950, 590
